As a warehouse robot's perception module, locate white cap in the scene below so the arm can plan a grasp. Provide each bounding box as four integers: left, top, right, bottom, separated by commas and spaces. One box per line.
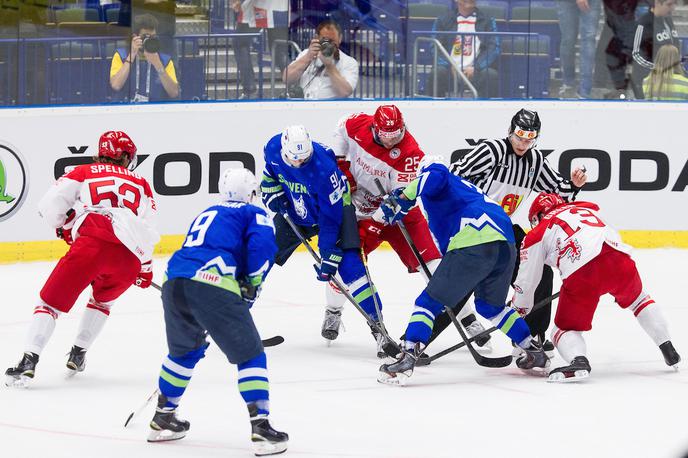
218, 167, 258, 203
280, 125, 313, 163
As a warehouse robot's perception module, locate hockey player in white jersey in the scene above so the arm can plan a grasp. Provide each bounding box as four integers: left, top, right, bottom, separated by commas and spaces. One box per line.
323, 104, 491, 350
5, 131, 159, 387
512, 193, 680, 382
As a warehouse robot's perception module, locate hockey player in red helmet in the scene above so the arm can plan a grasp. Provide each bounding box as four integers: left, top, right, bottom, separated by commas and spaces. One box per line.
99, 130, 139, 170
512, 192, 680, 382
5, 131, 159, 387
372, 104, 406, 149
324, 105, 491, 354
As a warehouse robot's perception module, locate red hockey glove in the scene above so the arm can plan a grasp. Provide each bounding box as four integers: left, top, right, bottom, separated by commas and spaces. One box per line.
56, 209, 76, 245
135, 260, 153, 288
358, 219, 384, 254
337, 158, 357, 194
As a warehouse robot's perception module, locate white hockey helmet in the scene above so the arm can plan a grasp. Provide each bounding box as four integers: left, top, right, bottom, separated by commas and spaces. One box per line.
418, 155, 445, 173
280, 125, 313, 166
218, 167, 258, 203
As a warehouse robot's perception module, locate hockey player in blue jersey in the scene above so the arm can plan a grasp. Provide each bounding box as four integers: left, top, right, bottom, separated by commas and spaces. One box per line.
147, 168, 288, 456
260, 125, 393, 358
376, 157, 549, 385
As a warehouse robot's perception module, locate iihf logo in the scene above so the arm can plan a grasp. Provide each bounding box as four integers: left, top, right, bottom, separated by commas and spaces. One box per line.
389, 148, 401, 159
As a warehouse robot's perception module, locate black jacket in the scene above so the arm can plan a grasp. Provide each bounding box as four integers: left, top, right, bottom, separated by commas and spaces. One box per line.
434, 6, 500, 72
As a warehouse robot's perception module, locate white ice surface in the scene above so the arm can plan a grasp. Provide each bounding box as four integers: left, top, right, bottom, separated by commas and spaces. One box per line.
1, 249, 687, 458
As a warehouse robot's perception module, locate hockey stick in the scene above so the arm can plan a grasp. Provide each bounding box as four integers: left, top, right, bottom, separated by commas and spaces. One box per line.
373, 178, 512, 368
417, 291, 560, 366
282, 213, 400, 354
149, 281, 285, 348
124, 388, 159, 427
359, 248, 395, 354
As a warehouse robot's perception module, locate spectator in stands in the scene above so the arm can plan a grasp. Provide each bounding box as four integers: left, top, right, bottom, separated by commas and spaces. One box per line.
427, 0, 500, 99
601, 0, 641, 99
642, 44, 688, 100
632, 0, 679, 98
557, 0, 603, 99
282, 19, 359, 99
110, 14, 179, 102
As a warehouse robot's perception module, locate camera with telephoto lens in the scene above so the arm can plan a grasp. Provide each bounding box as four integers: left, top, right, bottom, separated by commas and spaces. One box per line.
141, 34, 160, 53
319, 37, 336, 58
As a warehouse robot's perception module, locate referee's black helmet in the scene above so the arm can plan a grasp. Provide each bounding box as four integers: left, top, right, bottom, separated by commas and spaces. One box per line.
509, 109, 541, 138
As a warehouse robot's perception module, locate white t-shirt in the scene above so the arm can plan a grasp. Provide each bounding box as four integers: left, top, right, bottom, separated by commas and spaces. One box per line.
451, 13, 480, 69
295, 49, 359, 99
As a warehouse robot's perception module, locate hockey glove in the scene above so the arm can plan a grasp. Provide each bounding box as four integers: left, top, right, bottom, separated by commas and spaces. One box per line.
377, 189, 415, 225
135, 260, 153, 288
239, 275, 263, 307
56, 209, 76, 245
315, 248, 343, 282
264, 190, 290, 214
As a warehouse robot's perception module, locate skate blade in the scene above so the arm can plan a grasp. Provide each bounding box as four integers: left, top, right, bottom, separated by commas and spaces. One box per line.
5, 374, 32, 388
65, 363, 82, 378
547, 369, 590, 383
251, 438, 288, 456
377, 370, 410, 386
147, 429, 187, 442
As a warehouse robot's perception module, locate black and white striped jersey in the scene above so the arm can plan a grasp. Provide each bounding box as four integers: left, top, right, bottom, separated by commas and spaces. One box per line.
449, 138, 579, 217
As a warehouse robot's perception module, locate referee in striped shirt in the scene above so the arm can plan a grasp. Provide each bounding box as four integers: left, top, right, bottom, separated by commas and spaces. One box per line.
431, 109, 588, 352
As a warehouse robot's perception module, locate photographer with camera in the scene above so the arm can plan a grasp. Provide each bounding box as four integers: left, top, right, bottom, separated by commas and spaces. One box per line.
110, 14, 179, 102
282, 19, 359, 99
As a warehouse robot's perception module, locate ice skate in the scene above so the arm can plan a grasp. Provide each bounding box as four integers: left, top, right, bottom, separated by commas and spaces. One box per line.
659, 341, 680, 370
148, 394, 190, 442
321, 309, 343, 342
66, 345, 87, 377
547, 356, 591, 383
512, 336, 555, 360
515, 340, 550, 374
461, 314, 492, 350
5, 352, 39, 388
370, 322, 396, 359
250, 417, 288, 456
378, 343, 420, 386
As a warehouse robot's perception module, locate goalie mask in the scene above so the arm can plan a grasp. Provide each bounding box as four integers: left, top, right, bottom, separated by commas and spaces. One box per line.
98, 131, 138, 170
218, 167, 258, 203
528, 192, 565, 228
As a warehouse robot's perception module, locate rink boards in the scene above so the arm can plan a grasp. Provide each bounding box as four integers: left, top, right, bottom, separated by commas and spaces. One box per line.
0, 100, 686, 262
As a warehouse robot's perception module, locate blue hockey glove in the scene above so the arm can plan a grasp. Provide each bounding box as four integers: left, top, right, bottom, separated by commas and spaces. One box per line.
314, 248, 343, 282
239, 275, 263, 307
377, 188, 415, 224
263, 190, 289, 214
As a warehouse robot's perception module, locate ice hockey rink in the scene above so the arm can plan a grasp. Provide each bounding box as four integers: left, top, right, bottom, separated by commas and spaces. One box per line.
1, 248, 687, 458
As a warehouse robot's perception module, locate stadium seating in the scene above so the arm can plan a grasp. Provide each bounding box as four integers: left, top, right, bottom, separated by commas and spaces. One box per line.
499, 34, 551, 98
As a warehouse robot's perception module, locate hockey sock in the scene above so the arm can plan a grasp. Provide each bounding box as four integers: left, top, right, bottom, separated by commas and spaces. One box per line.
237, 352, 270, 417
404, 290, 444, 345
25, 301, 61, 355
347, 276, 381, 320
158, 344, 208, 409
73, 297, 113, 350
475, 299, 530, 347
325, 278, 346, 312
551, 326, 586, 363
629, 293, 670, 346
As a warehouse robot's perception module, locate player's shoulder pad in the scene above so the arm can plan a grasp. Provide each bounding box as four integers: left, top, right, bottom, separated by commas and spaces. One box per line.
264, 133, 283, 155
521, 223, 547, 249
344, 112, 373, 133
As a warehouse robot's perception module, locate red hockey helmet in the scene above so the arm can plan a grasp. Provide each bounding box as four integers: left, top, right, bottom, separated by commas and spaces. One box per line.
98, 131, 138, 169
373, 104, 405, 147
528, 192, 565, 228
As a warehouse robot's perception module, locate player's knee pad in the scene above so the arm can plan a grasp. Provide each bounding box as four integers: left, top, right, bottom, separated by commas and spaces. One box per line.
86, 296, 114, 316
474, 298, 503, 320
627, 291, 655, 316
337, 249, 365, 284
415, 290, 445, 317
